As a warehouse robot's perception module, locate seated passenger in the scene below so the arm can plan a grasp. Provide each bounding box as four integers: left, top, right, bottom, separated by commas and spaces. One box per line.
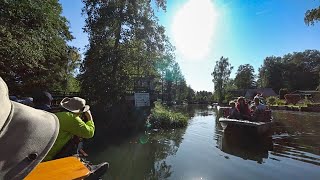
43, 97, 95, 161
228, 101, 239, 119
251, 97, 267, 122
33, 91, 53, 111
236, 97, 251, 120
253, 97, 266, 112
0, 77, 59, 179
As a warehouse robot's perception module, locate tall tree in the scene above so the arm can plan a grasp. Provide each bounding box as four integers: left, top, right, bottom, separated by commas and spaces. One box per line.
257, 50, 320, 91
0, 0, 79, 94
211, 56, 233, 103
81, 0, 170, 106
234, 64, 256, 89
257, 56, 283, 92
305, 4, 320, 26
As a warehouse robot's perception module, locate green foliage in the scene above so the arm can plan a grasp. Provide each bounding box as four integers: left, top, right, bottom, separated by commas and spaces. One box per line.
234, 64, 256, 89
66, 76, 81, 92
276, 99, 286, 106
266, 96, 277, 105
305, 5, 320, 26
211, 56, 233, 103
303, 96, 312, 106
266, 96, 286, 106
0, 0, 80, 94
194, 91, 213, 104
81, 0, 178, 107
160, 62, 189, 104
148, 102, 189, 129
257, 50, 320, 92
279, 88, 288, 99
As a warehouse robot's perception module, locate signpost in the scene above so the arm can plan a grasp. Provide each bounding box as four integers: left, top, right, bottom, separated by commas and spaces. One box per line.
134, 93, 150, 107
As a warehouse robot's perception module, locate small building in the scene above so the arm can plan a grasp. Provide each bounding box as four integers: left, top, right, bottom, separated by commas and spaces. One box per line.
291, 90, 320, 102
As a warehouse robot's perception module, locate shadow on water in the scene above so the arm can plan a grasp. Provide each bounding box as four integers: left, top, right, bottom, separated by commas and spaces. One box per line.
88, 106, 320, 179
87, 126, 187, 179
217, 131, 273, 164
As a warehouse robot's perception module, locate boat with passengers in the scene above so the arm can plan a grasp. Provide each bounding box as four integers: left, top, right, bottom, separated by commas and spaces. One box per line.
218, 98, 273, 135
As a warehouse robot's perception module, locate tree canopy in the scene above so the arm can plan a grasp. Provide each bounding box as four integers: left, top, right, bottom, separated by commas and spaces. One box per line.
234, 64, 256, 89
257, 50, 320, 92
0, 0, 80, 94
305, 5, 320, 26
211, 56, 233, 103
80, 0, 188, 107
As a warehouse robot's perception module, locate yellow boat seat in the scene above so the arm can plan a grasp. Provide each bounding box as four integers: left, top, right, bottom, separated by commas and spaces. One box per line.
25, 157, 90, 180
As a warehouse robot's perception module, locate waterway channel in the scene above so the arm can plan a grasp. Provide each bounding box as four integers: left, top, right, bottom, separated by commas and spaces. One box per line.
88, 105, 320, 180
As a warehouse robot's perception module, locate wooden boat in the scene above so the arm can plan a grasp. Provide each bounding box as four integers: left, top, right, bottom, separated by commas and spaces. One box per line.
25, 157, 108, 180
219, 117, 273, 135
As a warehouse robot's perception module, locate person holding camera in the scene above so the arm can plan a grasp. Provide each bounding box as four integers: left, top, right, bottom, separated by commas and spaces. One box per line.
44, 97, 95, 161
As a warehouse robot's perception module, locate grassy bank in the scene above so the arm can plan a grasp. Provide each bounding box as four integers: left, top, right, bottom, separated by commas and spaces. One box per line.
147, 102, 189, 129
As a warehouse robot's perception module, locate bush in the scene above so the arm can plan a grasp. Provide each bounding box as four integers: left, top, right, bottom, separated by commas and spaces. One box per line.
266, 96, 277, 105
276, 99, 286, 105
148, 102, 189, 129
279, 88, 288, 99
285, 94, 301, 105
303, 96, 312, 106
267, 96, 286, 106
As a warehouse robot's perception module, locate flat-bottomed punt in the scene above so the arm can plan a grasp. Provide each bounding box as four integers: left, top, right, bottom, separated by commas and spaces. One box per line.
219, 118, 273, 135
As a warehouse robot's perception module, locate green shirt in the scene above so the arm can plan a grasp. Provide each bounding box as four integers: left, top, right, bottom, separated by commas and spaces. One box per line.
44, 112, 95, 161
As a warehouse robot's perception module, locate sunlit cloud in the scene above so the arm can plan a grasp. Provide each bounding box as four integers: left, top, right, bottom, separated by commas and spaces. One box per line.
172, 0, 218, 60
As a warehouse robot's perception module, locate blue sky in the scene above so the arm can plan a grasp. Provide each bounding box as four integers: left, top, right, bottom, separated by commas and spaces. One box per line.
60, 0, 320, 91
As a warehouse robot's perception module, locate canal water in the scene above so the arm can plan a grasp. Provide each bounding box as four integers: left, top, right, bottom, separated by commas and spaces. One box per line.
88, 105, 320, 180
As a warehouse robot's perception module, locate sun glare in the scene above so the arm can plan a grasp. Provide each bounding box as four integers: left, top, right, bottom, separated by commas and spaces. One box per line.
172, 0, 217, 60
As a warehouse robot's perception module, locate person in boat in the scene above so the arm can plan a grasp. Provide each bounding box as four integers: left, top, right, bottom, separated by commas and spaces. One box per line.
228, 101, 240, 119
236, 97, 251, 120
43, 97, 95, 161
33, 91, 53, 111
254, 93, 266, 105
251, 97, 267, 122
0, 77, 59, 179
253, 97, 266, 111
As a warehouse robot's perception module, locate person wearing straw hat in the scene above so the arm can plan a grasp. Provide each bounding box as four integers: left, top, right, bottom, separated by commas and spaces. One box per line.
0, 77, 59, 179
43, 97, 95, 161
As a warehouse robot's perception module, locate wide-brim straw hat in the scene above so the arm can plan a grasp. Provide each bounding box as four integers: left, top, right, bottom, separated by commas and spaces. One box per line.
0, 77, 59, 179
60, 97, 90, 113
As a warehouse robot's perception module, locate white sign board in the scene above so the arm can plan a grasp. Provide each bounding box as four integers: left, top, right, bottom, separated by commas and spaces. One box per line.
134, 93, 150, 107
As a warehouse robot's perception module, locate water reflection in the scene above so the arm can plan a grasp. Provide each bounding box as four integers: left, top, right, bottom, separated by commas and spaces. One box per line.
271, 111, 320, 166
88, 106, 320, 179
217, 132, 273, 164
87, 128, 187, 179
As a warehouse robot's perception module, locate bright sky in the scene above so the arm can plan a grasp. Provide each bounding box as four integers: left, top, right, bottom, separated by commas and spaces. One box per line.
60, 0, 320, 92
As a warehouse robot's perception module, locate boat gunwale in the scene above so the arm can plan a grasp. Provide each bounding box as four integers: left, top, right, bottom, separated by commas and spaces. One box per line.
219, 117, 273, 127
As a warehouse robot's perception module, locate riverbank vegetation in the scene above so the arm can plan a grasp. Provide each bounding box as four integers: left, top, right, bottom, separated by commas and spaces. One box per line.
1, 0, 320, 133
212, 50, 320, 104
148, 102, 189, 129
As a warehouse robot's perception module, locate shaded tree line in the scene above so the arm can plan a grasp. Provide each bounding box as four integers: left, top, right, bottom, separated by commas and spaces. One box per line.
212, 50, 320, 103
257, 50, 320, 92
0, 0, 81, 94
80, 0, 188, 108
